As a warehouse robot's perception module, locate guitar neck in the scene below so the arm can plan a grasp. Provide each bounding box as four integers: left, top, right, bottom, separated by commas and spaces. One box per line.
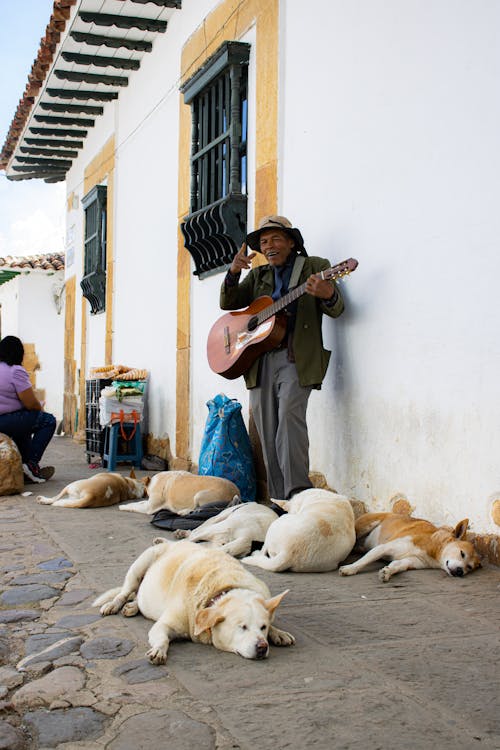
254, 258, 357, 326
257, 280, 309, 324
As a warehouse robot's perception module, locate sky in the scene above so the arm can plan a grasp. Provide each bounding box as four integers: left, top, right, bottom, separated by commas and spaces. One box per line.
0, 0, 65, 259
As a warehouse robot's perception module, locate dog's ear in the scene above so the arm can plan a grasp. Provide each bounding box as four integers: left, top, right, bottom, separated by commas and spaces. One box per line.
264, 589, 289, 616
142, 476, 151, 488
453, 519, 469, 540
129, 468, 136, 479
193, 607, 225, 636
272, 499, 289, 510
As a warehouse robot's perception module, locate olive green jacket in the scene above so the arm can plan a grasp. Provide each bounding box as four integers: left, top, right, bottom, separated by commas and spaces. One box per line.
220, 255, 344, 389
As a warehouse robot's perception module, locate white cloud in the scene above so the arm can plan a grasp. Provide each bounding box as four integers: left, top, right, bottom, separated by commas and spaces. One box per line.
9, 208, 64, 256
0, 179, 65, 258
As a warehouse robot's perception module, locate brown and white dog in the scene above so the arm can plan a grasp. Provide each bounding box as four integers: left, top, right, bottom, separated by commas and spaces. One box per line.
36, 470, 148, 508
119, 470, 240, 516
93, 538, 294, 662
339, 512, 482, 582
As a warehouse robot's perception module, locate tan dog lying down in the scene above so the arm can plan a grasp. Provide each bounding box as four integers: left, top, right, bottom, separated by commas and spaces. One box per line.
241, 489, 356, 573
174, 502, 279, 557
339, 512, 482, 582
119, 470, 240, 515
36, 471, 147, 508
93, 538, 294, 662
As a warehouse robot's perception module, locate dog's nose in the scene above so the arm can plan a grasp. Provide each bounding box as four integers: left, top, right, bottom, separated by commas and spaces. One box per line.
255, 639, 269, 659
451, 567, 464, 577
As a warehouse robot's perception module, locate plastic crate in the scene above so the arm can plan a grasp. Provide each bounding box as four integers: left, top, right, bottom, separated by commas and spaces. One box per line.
85, 378, 112, 461
85, 428, 106, 458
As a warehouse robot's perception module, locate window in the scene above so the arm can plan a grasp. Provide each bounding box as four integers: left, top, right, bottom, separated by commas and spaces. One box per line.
80, 184, 107, 314
181, 41, 250, 278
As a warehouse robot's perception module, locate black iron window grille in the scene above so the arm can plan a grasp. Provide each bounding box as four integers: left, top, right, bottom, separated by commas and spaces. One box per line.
180, 41, 250, 278
81, 184, 107, 314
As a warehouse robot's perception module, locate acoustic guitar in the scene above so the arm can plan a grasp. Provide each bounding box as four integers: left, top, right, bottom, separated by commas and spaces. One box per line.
207, 258, 358, 379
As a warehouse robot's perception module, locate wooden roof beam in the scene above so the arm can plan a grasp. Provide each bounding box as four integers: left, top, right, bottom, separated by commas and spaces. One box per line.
34, 114, 95, 127
16, 156, 73, 167
46, 88, 118, 101
61, 51, 140, 70
79, 12, 167, 33
125, 0, 181, 6
54, 70, 128, 86
39, 102, 104, 116
25, 138, 84, 149
12, 164, 69, 173
7, 172, 66, 182
29, 127, 88, 138
70, 31, 152, 52
21, 146, 79, 157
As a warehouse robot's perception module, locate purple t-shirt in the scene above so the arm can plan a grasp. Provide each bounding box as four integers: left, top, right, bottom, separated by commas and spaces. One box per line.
0, 362, 32, 415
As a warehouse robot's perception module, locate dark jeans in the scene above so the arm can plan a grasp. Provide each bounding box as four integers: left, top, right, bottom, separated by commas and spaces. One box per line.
0, 409, 56, 464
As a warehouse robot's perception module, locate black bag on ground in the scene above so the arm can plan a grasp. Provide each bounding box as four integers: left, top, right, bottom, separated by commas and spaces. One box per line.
150, 499, 239, 531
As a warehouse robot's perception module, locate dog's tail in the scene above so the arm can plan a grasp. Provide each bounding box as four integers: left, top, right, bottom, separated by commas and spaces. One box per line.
92, 587, 122, 607
241, 550, 290, 572
354, 512, 386, 540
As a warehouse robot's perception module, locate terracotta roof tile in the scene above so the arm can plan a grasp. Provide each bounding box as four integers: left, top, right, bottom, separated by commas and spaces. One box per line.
0, 253, 65, 271
0, 1, 77, 169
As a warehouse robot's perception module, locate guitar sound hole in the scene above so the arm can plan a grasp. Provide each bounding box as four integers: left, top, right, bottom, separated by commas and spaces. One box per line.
247, 316, 259, 332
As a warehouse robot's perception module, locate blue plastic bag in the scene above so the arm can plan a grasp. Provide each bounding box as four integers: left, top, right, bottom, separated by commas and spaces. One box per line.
198, 393, 256, 502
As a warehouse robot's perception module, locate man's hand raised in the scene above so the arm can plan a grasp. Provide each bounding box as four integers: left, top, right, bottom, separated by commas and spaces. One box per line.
229, 243, 256, 275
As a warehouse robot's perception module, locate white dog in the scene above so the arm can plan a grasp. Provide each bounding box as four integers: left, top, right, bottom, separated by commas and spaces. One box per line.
93, 539, 294, 662
241, 488, 356, 573
173, 502, 279, 557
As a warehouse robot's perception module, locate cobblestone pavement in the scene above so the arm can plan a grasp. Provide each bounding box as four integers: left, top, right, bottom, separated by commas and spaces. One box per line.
1, 436, 499, 750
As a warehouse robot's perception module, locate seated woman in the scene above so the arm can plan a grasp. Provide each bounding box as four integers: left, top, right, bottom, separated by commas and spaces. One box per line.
0, 336, 56, 483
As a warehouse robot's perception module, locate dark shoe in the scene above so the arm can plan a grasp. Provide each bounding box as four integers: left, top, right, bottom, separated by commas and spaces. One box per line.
40, 466, 55, 480
141, 454, 167, 471
268, 501, 288, 516
22, 461, 46, 484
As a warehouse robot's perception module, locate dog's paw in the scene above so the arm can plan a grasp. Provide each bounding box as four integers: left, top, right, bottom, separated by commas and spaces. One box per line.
269, 626, 295, 647
152, 536, 168, 545
173, 529, 189, 539
338, 565, 355, 576
99, 601, 122, 616
378, 567, 392, 583
36, 496, 51, 505
146, 646, 169, 665
122, 601, 139, 617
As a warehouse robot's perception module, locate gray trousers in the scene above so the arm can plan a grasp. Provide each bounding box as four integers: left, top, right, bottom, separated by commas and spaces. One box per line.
250, 349, 313, 500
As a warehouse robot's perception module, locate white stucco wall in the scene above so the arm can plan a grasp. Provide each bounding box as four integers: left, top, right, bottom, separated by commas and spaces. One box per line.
280, 0, 500, 532
63, 1, 225, 449
107, 1, 251, 447
0, 270, 64, 420
0, 276, 19, 337
65, 101, 116, 377
61, 0, 500, 532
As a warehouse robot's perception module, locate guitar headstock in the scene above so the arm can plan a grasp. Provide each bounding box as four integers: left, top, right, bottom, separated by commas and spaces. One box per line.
323, 258, 358, 281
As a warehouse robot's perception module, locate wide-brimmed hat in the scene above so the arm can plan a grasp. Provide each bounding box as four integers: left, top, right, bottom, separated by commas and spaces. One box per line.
246, 215, 307, 255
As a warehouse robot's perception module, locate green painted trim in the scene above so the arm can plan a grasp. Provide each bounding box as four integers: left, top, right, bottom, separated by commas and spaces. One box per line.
0, 270, 21, 286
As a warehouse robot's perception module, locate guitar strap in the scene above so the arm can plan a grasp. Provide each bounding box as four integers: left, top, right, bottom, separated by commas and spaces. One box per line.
288, 255, 305, 291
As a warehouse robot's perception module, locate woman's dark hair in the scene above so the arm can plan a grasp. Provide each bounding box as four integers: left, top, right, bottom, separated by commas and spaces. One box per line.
0, 336, 24, 366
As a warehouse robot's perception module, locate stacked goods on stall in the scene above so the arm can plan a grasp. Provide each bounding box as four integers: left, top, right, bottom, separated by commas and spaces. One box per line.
99, 378, 147, 427
85, 364, 148, 463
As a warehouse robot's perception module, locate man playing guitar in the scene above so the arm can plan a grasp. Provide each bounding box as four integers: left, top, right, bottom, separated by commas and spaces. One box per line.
218, 215, 345, 502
